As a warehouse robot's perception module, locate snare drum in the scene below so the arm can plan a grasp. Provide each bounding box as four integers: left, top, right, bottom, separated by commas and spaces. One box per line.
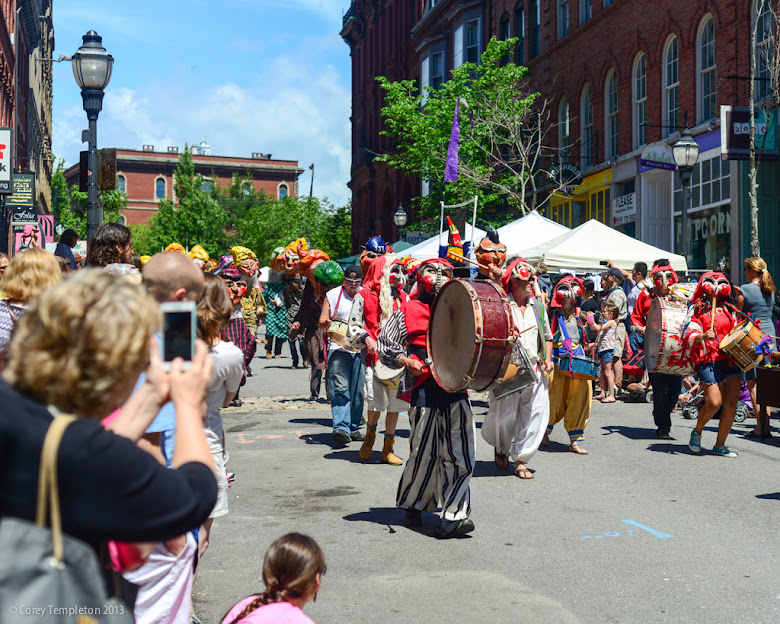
428, 279, 513, 392
327, 318, 358, 351
374, 361, 405, 389
720, 318, 766, 372
644, 298, 694, 375
556, 354, 600, 381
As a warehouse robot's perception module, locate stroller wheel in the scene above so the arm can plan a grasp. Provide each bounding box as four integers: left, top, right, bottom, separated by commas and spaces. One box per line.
644, 390, 653, 404
734, 403, 749, 423
682, 404, 699, 420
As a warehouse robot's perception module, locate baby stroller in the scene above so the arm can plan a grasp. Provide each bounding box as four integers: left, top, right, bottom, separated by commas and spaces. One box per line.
681, 379, 752, 423
621, 349, 653, 403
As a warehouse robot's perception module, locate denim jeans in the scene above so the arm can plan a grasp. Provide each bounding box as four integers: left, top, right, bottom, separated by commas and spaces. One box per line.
327, 349, 365, 433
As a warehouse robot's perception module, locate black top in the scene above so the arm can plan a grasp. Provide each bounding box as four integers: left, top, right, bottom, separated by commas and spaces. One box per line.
0, 379, 217, 549
581, 296, 600, 343
54, 242, 77, 270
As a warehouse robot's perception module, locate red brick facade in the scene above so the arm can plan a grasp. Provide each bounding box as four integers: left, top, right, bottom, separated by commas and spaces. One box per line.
63, 147, 303, 227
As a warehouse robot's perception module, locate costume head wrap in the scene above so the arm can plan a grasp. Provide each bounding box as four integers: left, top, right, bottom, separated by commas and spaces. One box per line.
475, 228, 507, 275
551, 275, 584, 308
165, 243, 185, 254
692, 271, 731, 301
298, 248, 330, 280
313, 260, 344, 288
415, 258, 454, 295
187, 244, 209, 267
650, 260, 678, 291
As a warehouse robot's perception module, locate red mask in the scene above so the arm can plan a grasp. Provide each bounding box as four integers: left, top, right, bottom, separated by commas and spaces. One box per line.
417, 261, 454, 294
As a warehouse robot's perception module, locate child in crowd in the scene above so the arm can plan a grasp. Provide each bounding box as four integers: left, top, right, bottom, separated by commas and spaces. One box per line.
589, 300, 618, 403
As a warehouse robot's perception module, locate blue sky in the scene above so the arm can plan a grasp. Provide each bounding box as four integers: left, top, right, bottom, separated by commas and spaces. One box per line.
52, 0, 352, 205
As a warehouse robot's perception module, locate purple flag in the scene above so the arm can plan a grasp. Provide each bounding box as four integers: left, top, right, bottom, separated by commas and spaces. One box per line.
444, 98, 469, 183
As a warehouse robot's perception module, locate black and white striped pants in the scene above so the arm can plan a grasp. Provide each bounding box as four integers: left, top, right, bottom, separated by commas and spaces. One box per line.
396, 399, 475, 521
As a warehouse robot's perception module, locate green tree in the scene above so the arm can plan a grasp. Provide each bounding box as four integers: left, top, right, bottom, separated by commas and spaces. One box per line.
377, 37, 563, 229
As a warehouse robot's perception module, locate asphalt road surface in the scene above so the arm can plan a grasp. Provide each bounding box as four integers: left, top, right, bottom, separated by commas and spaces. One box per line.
193, 352, 780, 623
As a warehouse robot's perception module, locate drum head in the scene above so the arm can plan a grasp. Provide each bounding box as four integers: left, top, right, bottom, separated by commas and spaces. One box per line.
429, 281, 476, 391
644, 299, 663, 371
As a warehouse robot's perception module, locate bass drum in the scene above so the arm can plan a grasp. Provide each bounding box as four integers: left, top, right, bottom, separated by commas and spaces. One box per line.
644, 298, 694, 375
428, 279, 514, 392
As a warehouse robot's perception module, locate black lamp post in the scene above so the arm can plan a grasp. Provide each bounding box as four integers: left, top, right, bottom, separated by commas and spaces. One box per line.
672, 128, 699, 263
393, 204, 408, 240
72, 31, 113, 241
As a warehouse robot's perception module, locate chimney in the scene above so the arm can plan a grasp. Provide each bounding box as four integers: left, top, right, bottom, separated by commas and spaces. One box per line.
167, 146, 179, 153
142, 144, 154, 152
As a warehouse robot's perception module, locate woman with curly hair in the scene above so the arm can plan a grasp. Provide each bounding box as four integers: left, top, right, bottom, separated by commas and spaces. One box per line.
221, 533, 325, 624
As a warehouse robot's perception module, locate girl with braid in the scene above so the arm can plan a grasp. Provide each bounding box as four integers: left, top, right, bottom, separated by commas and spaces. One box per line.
221, 533, 326, 624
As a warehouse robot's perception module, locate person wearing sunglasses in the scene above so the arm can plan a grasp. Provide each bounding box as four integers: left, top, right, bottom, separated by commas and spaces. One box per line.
359, 235, 387, 278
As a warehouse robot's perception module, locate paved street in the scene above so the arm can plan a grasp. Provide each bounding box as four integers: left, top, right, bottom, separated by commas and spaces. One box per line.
194, 353, 780, 624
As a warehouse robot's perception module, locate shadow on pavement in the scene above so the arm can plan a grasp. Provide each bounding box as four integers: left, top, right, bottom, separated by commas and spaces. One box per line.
538, 440, 570, 452
289, 417, 333, 427
756, 492, 780, 501
323, 449, 366, 464
601, 425, 657, 440
472, 460, 517, 478
646, 442, 690, 455
342, 507, 437, 537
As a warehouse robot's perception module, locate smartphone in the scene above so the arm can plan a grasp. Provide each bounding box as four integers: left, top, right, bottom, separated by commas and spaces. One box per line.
599, 260, 609, 266
160, 301, 197, 370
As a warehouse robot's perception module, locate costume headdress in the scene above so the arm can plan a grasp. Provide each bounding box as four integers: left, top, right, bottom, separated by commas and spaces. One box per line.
187, 244, 209, 266
165, 243, 185, 254
692, 271, 731, 301
312, 260, 344, 287
650, 259, 678, 290
551, 274, 584, 308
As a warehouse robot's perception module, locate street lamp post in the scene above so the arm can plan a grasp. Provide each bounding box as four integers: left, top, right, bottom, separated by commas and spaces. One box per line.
72, 31, 113, 241
672, 128, 700, 265
393, 204, 408, 240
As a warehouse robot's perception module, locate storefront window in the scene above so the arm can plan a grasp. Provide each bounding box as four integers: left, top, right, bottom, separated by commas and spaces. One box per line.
674, 204, 731, 271
549, 189, 610, 228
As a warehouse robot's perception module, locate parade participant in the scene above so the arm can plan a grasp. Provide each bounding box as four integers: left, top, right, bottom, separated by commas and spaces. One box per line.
188, 244, 210, 269
220, 533, 325, 624
263, 248, 288, 358
544, 275, 591, 454
589, 300, 619, 403
318, 265, 365, 445
165, 243, 186, 254
377, 258, 476, 538
630, 259, 684, 439
359, 235, 387, 278
737, 257, 776, 439
473, 229, 507, 279
482, 258, 553, 479
346, 254, 409, 465
282, 239, 307, 369
685, 272, 742, 457
232, 245, 267, 339
289, 259, 338, 401
220, 268, 257, 406
602, 267, 628, 394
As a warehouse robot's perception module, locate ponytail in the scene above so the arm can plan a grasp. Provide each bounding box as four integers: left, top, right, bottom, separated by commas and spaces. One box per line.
745, 257, 775, 295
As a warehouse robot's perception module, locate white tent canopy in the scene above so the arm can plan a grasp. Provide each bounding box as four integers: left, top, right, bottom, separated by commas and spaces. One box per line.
397, 223, 486, 260
497, 210, 570, 257
520, 219, 688, 273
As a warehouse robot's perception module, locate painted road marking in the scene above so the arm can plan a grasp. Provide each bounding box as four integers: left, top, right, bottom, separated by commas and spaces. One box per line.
582, 520, 672, 540
234, 432, 312, 443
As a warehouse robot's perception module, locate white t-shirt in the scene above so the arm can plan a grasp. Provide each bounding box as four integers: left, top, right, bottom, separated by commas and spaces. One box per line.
326, 286, 355, 354
204, 340, 244, 449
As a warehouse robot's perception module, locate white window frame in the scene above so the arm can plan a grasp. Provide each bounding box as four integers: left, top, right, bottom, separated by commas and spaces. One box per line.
697, 15, 717, 124
754, 0, 775, 102
558, 97, 570, 160
154, 176, 166, 201
605, 70, 619, 160
453, 24, 464, 68
581, 84, 593, 169
116, 173, 126, 195
557, 0, 569, 40
662, 35, 680, 137
277, 183, 289, 200
633, 53, 647, 149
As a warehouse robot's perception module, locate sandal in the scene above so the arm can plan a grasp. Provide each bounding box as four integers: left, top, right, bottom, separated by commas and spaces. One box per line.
514, 463, 534, 479
744, 430, 763, 439
494, 451, 509, 469
570, 442, 589, 455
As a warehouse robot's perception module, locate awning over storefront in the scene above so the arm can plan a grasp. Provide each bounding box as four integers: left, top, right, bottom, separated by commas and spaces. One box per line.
549, 168, 613, 206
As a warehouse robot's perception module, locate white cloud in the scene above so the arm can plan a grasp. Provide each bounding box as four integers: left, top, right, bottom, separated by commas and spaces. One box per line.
52, 47, 352, 206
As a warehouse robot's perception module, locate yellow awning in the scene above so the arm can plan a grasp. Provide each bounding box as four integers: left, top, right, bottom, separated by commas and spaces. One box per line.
549, 168, 612, 206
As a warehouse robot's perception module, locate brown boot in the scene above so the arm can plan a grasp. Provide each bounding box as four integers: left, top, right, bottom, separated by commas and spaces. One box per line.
381, 437, 403, 465
359, 428, 376, 461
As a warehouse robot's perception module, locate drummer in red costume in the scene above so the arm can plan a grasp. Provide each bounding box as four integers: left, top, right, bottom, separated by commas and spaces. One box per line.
544, 275, 592, 454
482, 259, 553, 479
377, 258, 476, 539
630, 260, 684, 440
684, 272, 743, 457
347, 254, 408, 465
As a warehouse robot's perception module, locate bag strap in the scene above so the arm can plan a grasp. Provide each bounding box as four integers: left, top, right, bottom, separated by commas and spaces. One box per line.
35, 410, 77, 563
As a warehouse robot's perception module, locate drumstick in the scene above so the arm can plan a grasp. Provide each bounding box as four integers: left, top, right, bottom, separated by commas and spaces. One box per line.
445, 251, 488, 270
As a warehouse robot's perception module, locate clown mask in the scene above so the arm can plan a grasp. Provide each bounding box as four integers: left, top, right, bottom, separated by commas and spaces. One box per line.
240, 258, 259, 277
418, 262, 453, 295
389, 263, 406, 290
552, 278, 582, 308
700, 274, 731, 299
475, 238, 507, 275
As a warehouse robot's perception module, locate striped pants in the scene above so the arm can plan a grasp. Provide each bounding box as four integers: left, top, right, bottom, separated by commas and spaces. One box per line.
396, 399, 475, 522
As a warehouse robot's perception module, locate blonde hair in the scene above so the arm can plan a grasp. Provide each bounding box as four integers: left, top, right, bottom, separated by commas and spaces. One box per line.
3, 269, 158, 418
745, 257, 775, 295
0, 247, 62, 300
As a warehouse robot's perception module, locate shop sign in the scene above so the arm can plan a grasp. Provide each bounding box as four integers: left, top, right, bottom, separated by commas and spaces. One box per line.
547, 162, 583, 194
612, 192, 637, 226
10, 215, 54, 255
638, 142, 677, 171
404, 230, 429, 245
0, 128, 12, 194
5, 173, 36, 221
720, 105, 779, 161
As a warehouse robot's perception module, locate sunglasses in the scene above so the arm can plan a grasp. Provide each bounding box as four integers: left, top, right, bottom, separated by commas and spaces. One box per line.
345, 278, 362, 285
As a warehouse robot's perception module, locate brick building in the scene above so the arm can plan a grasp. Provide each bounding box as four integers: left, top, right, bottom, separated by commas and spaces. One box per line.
343, 0, 778, 277
63, 144, 304, 226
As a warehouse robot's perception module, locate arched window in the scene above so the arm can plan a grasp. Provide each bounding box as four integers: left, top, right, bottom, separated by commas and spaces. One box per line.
116, 174, 126, 195
201, 178, 213, 194
697, 16, 717, 123
581, 84, 593, 168
278, 184, 289, 200
558, 97, 570, 161
605, 70, 619, 160
155, 177, 165, 200
754, 0, 775, 102
633, 54, 647, 149
663, 36, 680, 136
514, 3, 525, 65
